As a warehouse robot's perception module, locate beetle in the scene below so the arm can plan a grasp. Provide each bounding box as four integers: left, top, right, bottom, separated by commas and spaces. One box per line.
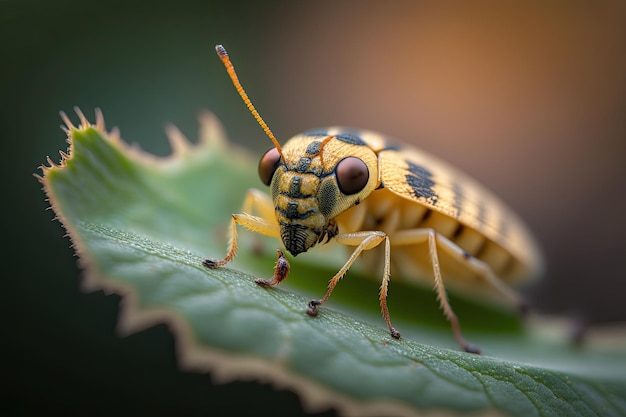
203, 45, 543, 353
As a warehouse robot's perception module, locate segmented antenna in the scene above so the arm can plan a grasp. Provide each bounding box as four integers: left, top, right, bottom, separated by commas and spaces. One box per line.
215, 45, 284, 159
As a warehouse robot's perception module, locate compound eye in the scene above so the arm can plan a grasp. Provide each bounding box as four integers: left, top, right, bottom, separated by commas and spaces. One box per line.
336, 157, 369, 195
258, 147, 281, 186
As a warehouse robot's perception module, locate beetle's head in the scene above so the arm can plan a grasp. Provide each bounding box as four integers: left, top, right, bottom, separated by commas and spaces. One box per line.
258, 134, 380, 256
214, 46, 380, 256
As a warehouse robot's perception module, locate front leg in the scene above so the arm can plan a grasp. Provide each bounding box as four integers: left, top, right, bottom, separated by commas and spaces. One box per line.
255, 249, 290, 287
202, 188, 280, 268
306, 230, 400, 339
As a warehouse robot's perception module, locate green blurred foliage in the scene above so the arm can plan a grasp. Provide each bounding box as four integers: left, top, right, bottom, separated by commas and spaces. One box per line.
3, 1, 336, 415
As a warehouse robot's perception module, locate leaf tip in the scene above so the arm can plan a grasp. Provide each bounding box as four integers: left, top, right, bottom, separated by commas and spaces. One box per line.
61, 107, 108, 134
94, 107, 106, 131
59, 110, 75, 132
41, 108, 117, 182
198, 110, 227, 148
73, 106, 90, 129
164, 123, 191, 156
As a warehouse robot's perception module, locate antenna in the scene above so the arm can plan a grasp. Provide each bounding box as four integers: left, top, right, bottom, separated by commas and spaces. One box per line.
215, 45, 284, 159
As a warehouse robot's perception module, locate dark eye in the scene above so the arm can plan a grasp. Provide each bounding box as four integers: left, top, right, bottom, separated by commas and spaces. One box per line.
336, 157, 369, 195
258, 147, 281, 186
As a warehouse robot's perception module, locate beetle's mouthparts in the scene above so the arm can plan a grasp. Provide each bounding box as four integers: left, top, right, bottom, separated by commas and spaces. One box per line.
281, 223, 312, 256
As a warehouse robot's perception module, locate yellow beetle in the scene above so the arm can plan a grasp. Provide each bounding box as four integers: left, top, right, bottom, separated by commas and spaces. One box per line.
204, 45, 543, 353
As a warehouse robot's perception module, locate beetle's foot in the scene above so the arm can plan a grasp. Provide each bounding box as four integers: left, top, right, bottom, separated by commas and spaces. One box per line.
307, 300, 321, 316
390, 327, 401, 339
254, 278, 272, 287
202, 258, 219, 269
463, 343, 482, 355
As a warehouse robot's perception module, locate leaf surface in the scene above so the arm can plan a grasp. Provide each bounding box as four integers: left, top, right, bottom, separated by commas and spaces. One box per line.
39, 109, 626, 417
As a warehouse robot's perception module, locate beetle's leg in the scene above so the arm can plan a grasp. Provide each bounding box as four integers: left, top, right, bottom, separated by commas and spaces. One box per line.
391, 228, 480, 353
240, 188, 278, 224
203, 189, 280, 268
307, 231, 400, 339
427, 232, 481, 354
255, 249, 290, 287
430, 235, 526, 313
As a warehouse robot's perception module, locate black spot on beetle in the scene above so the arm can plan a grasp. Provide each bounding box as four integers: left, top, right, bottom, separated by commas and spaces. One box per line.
405, 162, 438, 204
335, 133, 366, 146
304, 129, 328, 137
296, 157, 312, 173
286, 201, 299, 218
279, 201, 316, 220
289, 176, 302, 197
305, 141, 322, 155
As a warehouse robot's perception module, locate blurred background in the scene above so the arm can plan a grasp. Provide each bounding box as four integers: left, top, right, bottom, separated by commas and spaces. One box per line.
3, 0, 625, 415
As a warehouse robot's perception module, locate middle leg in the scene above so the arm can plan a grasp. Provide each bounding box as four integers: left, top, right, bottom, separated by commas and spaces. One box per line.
391, 228, 481, 353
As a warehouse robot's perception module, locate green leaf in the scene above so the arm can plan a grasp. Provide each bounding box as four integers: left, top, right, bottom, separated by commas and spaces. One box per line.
39, 109, 626, 417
